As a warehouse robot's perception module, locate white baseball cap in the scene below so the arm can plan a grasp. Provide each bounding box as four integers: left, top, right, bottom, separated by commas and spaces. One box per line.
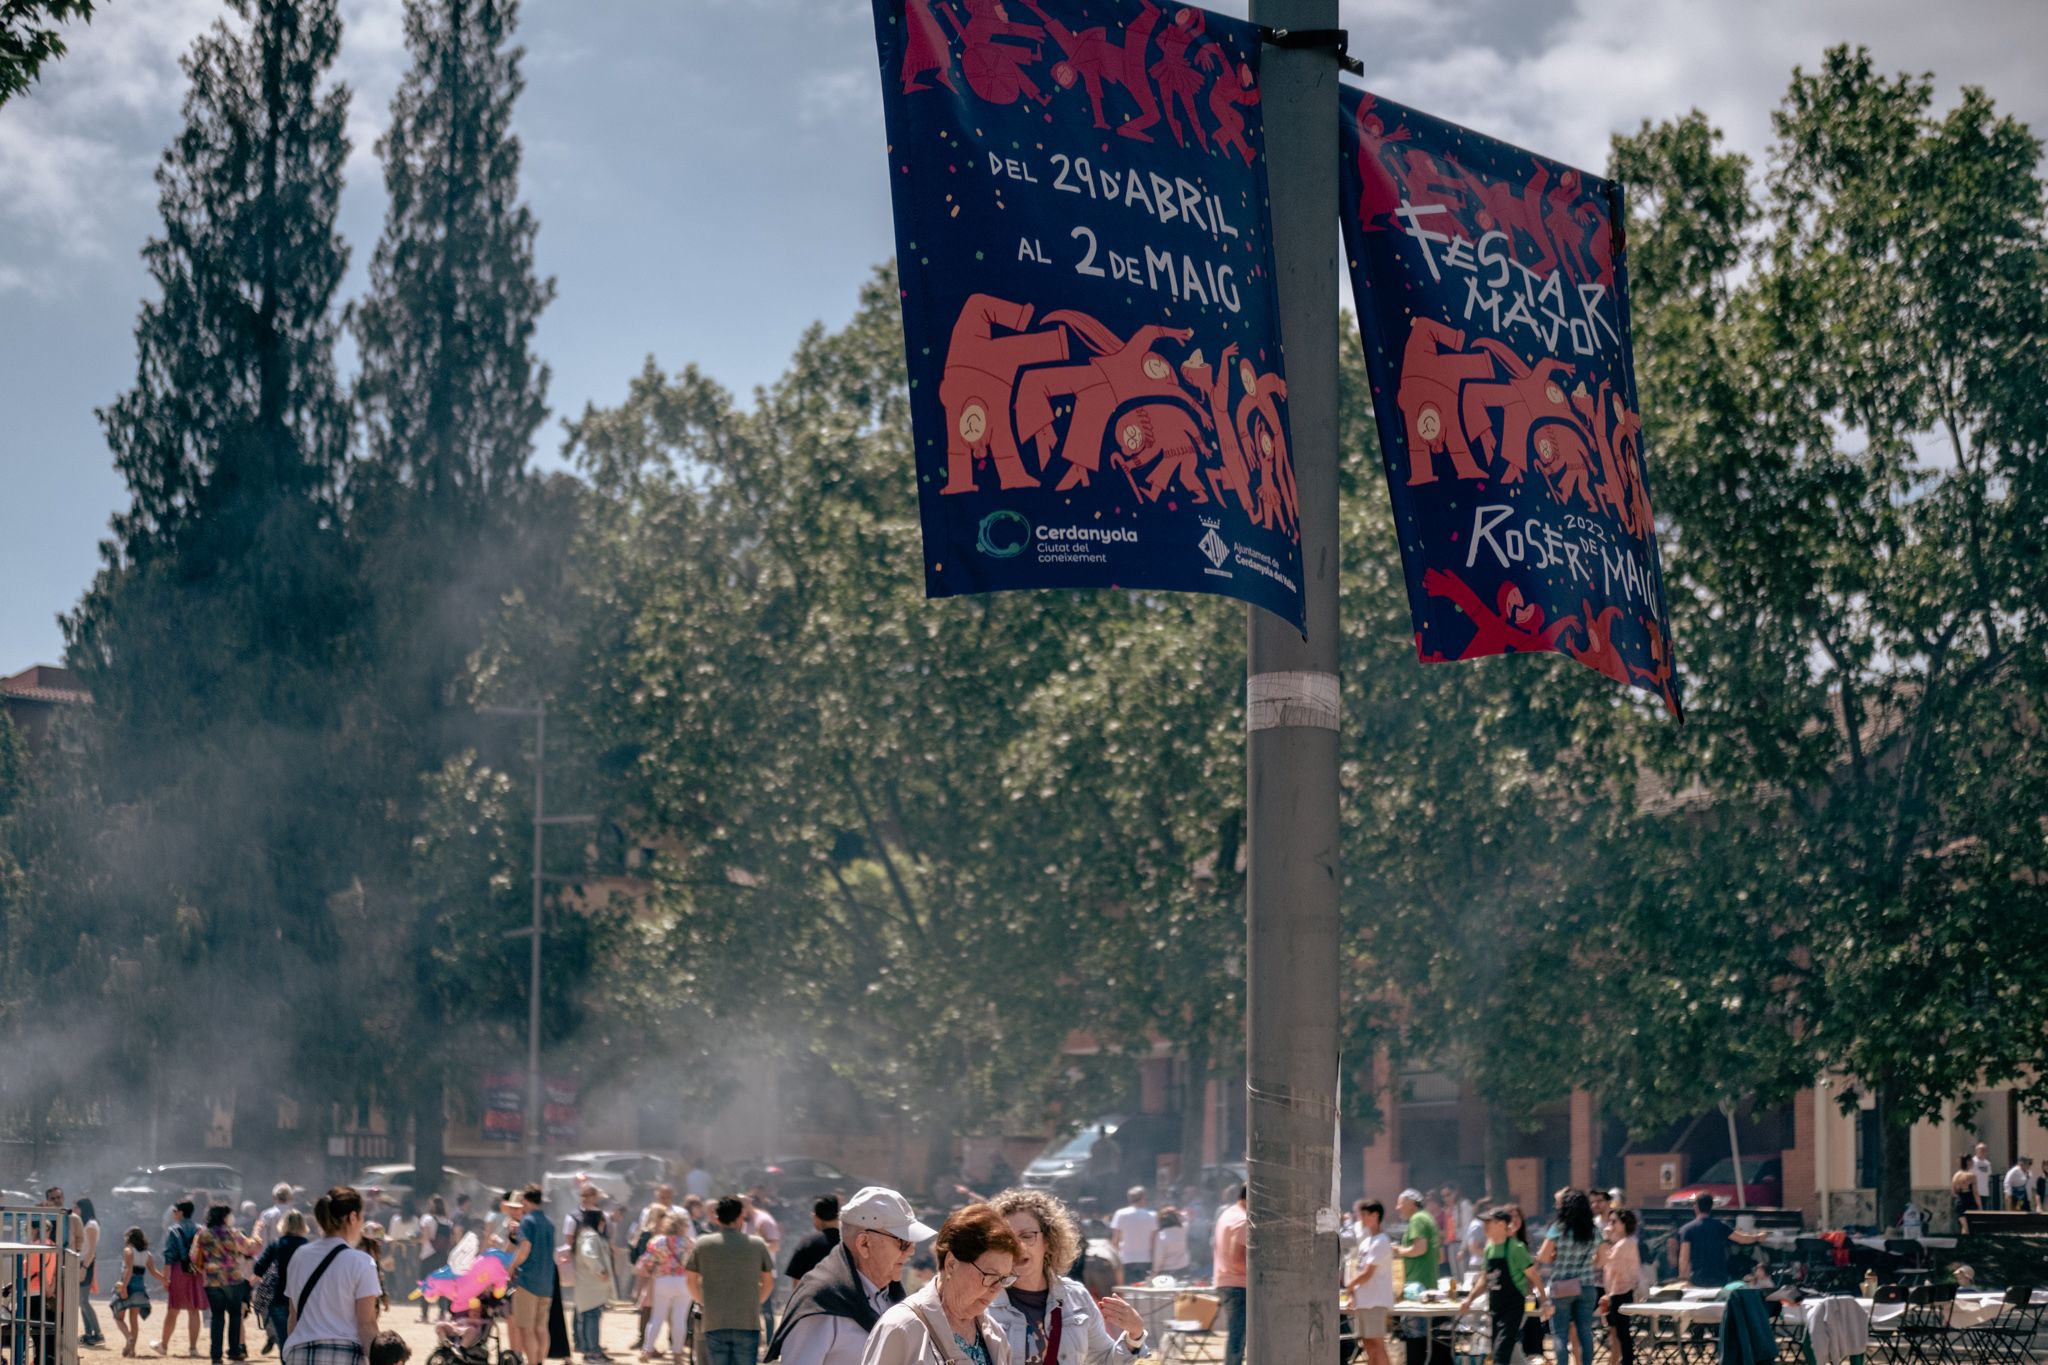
839, 1186, 938, 1244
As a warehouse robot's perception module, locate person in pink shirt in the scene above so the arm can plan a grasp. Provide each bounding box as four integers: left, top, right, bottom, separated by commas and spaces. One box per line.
1211, 1185, 1248, 1365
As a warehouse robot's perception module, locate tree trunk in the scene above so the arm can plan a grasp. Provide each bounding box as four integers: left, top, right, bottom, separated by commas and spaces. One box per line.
414, 1068, 449, 1202
1484, 1100, 1513, 1204
1875, 1084, 1913, 1228
1180, 1035, 1211, 1191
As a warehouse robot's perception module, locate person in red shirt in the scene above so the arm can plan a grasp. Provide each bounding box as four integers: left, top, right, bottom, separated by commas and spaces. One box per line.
1211, 1185, 1248, 1365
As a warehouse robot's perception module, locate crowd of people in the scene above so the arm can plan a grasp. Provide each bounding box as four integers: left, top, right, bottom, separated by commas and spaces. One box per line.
1336, 1185, 1792, 1365
9, 1164, 1831, 1365
9, 1171, 1190, 1365
1944, 1141, 2048, 1229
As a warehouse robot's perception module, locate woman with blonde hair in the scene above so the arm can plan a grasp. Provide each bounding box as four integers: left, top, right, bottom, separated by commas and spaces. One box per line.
638, 1211, 695, 1361
985, 1190, 1147, 1365
860, 1204, 1019, 1365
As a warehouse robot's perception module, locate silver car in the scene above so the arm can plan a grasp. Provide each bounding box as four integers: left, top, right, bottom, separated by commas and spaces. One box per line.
110, 1163, 243, 1228
541, 1152, 671, 1214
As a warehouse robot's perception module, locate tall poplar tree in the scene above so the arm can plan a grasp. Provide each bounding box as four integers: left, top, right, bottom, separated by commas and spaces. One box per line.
60, 0, 356, 1112
348, 0, 555, 1189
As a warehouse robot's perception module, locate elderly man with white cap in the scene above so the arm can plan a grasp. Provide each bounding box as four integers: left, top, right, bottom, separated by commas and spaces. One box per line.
765, 1186, 935, 1365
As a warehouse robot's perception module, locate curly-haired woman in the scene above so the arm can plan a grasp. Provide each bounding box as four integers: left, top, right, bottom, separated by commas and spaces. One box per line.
985, 1190, 1147, 1365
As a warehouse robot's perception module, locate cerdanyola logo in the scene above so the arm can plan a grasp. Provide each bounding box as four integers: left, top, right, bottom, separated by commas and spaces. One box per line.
1198, 518, 1229, 568
976, 508, 1029, 558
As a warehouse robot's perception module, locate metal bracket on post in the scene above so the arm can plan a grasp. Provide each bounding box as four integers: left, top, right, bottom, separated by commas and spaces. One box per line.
1257, 25, 1363, 76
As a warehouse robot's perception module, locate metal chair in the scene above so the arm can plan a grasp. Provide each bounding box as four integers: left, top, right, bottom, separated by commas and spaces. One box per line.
1883, 1242, 1931, 1288
1869, 1284, 1911, 1365
1965, 1286, 2042, 1365
1894, 1283, 1959, 1365
1160, 1291, 1222, 1365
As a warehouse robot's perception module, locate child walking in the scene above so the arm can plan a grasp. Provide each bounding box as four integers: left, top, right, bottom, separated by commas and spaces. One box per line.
113, 1226, 168, 1357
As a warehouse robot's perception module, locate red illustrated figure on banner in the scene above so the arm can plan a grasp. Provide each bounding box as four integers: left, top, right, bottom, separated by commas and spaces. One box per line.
1149, 7, 1214, 150
1396, 319, 1493, 485
1115, 403, 1212, 504
1015, 311, 1198, 489
1422, 568, 1578, 658
1023, 0, 1161, 140
1182, 347, 1255, 516
1207, 61, 1260, 165
1631, 617, 1680, 716
1534, 422, 1598, 512
1462, 164, 1545, 261
901, 0, 961, 93
1566, 600, 1630, 684
939, 294, 1068, 494
1351, 94, 1410, 231
1458, 341, 1574, 484
1398, 149, 1474, 239
953, 0, 1049, 106
1234, 356, 1295, 535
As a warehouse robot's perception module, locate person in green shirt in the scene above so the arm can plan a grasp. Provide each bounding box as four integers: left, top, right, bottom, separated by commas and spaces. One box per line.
1458, 1209, 1547, 1365
1393, 1190, 1442, 1288
1394, 1190, 1444, 1365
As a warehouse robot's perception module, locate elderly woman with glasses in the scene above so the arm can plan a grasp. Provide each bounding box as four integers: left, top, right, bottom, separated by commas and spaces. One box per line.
860, 1204, 1021, 1365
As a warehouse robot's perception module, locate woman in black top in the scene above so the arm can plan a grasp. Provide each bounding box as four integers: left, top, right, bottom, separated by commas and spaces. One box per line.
255, 1212, 310, 1352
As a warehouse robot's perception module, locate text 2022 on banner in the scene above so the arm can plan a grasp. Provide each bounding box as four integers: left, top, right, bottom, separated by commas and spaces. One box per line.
1339, 87, 1681, 715
871, 0, 1303, 628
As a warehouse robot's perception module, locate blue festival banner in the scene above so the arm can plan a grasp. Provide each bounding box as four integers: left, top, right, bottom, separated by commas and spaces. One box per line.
870, 0, 1303, 628
1338, 88, 1681, 717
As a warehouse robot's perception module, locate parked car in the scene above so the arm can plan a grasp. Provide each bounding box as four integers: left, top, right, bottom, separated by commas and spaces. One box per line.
1194, 1161, 1248, 1202
1667, 1156, 1783, 1209
732, 1157, 870, 1210
353, 1164, 494, 1210
110, 1163, 243, 1227
541, 1152, 671, 1214
1021, 1114, 1182, 1205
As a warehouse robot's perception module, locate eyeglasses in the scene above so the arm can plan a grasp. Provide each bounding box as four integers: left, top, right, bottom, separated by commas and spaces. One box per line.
965, 1262, 1019, 1290
856, 1229, 913, 1254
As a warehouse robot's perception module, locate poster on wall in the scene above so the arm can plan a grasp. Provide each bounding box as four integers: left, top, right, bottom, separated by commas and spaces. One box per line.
870, 0, 1304, 628
481, 1071, 523, 1145
1339, 87, 1681, 715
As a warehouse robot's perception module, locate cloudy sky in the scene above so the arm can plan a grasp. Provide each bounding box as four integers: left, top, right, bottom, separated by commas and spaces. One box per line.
2, 0, 2044, 671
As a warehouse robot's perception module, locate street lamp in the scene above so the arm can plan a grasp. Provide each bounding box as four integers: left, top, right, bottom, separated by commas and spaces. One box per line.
481, 701, 595, 1172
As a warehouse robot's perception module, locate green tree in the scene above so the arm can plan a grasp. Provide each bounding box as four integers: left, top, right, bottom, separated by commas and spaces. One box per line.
1612, 49, 2048, 1220
347, 0, 556, 1192
563, 272, 1127, 1167
60, 0, 357, 1118
0, 0, 93, 106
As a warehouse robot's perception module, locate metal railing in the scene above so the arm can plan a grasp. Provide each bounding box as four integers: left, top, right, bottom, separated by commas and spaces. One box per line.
0, 1206, 78, 1365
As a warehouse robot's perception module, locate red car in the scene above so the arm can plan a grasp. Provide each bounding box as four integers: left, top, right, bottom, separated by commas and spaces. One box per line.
1667, 1156, 1783, 1209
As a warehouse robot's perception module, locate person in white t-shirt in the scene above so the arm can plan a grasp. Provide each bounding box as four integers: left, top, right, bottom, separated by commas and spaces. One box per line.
1345, 1199, 1394, 1365
283, 1187, 383, 1365
257, 1186, 298, 1248
1154, 1207, 1192, 1276
1109, 1188, 1160, 1282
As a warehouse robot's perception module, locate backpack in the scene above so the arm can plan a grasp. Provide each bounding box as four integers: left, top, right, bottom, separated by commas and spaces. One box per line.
252, 1263, 281, 1318
165, 1225, 192, 1270
432, 1221, 454, 1257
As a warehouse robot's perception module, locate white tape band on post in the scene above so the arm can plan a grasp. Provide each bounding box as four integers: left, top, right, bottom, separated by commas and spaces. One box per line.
1246, 670, 1340, 732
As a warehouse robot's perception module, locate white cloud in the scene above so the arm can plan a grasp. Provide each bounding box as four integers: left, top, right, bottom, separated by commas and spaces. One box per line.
1342, 0, 2048, 178
0, 0, 413, 269
799, 67, 872, 127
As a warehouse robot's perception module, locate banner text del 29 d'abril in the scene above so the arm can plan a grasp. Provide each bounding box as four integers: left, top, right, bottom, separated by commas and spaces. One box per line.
871, 0, 1303, 628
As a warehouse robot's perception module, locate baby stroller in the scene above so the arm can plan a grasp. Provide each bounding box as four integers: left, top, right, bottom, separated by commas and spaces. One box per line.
426, 1290, 519, 1365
